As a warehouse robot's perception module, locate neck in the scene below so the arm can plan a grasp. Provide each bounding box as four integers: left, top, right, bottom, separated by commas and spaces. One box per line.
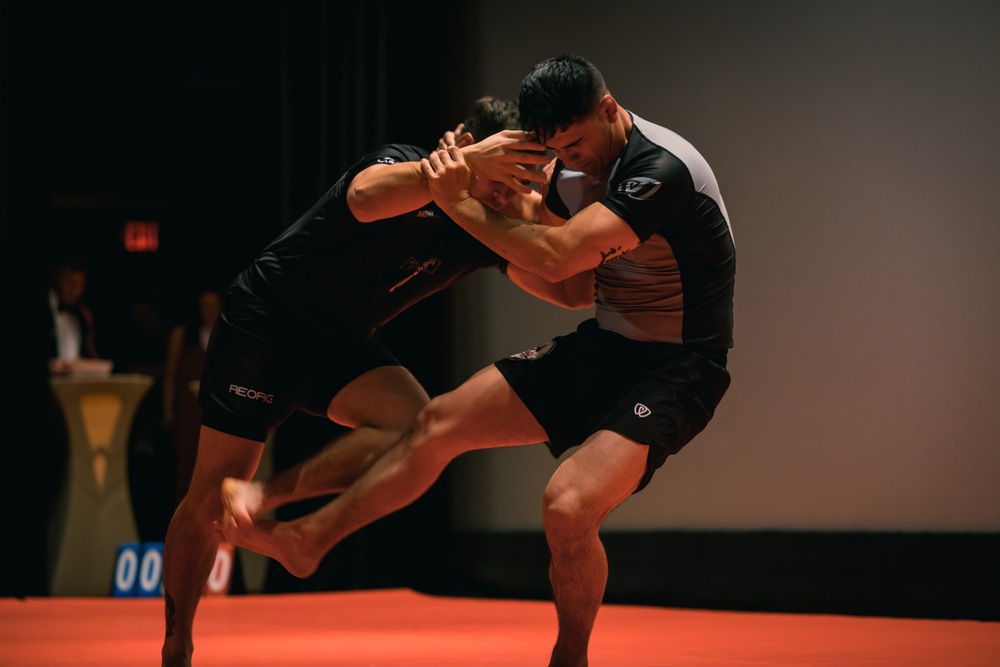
595, 108, 631, 183
615, 107, 633, 152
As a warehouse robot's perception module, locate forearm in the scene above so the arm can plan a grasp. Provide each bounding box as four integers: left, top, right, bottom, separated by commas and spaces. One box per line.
443, 194, 580, 282
506, 264, 595, 309
423, 144, 634, 279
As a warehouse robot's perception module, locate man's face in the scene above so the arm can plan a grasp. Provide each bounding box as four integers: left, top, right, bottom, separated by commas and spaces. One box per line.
469, 176, 517, 213
198, 291, 223, 326
543, 111, 614, 179
56, 268, 87, 306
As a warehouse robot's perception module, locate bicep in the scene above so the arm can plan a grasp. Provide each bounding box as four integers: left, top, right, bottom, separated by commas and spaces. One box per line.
545, 202, 641, 274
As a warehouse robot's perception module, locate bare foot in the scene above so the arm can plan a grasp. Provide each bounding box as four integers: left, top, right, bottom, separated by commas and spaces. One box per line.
219, 517, 319, 579
220, 477, 265, 527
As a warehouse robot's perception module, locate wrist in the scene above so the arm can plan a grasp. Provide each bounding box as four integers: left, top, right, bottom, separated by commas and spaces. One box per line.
460, 144, 481, 174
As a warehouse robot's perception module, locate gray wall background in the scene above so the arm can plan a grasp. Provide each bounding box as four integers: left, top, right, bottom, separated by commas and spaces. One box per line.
445, 0, 1000, 532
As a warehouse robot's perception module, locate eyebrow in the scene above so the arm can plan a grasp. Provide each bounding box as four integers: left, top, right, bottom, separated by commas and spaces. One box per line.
547, 135, 584, 151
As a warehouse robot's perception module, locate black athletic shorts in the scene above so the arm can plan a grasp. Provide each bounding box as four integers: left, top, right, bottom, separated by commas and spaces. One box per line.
198, 284, 399, 442
494, 318, 731, 493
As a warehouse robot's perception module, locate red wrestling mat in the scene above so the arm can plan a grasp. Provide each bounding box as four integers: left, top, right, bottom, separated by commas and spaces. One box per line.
1, 588, 997, 666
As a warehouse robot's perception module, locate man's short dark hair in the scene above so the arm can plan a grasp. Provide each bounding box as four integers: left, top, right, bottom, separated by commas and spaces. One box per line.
462, 96, 520, 141
518, 54, 607, 143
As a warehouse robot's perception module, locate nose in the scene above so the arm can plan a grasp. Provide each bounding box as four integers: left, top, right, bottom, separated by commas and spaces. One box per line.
554, 149, 581, 170
491, 186, 514, 210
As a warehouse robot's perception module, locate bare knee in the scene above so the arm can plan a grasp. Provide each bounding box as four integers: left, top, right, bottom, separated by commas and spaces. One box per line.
328, 366, 431, 433
402, 395, 467, 465
377, 391, 429, 433
542, 483, 601, 547
178, 476, 226, 523
405, 397, 445, 452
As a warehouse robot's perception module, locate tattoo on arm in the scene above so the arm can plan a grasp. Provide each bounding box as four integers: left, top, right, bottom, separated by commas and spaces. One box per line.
599, 246, 625, 264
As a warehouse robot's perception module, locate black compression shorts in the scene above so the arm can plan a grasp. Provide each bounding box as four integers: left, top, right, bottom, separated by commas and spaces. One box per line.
197, 285, 399, 442
494, 318, 731, 493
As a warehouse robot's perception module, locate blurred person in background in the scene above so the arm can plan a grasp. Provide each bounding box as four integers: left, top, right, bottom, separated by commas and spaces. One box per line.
162, 286, 224, 504
47, 253, 111, 375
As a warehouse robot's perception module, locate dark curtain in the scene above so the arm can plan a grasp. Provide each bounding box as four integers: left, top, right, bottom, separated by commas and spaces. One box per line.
278, 0, 476, 223
269, 0, 476, 595
2, 0, 475, 597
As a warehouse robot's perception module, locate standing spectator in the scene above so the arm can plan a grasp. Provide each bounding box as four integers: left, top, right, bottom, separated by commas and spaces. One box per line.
162, 286, 223, 504
47, 253, 112, 375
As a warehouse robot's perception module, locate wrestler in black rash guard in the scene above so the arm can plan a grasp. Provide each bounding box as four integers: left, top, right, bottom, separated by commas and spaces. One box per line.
158, 94, 563, 667
248, 143, 503, 334
199, 143, 504, 442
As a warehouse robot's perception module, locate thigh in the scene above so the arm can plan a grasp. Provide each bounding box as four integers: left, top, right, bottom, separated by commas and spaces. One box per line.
546, 430, 649, 521
418, 365, 550, 456
326, 365, 430, 430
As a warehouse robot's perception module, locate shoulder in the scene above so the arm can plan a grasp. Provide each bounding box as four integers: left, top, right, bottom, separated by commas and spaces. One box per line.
356, 143, 428, 168
620, 116, 690, 178
619, 113, 718, 188
605, 114, 707, 208
345, 144, 429, 187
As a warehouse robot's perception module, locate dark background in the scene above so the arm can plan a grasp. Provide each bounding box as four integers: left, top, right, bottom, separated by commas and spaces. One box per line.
3, 0, 477, 598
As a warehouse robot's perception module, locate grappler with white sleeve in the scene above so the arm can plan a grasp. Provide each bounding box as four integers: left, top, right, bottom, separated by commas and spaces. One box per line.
494, 109, 734, 492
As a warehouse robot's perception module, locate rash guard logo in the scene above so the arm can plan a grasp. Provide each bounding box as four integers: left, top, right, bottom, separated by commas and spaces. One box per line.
390, 257, 441, 292
616, 177, 661, 200
400, 257, 440, 275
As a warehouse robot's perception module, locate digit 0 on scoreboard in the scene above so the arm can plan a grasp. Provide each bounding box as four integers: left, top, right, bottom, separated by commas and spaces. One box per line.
113, 542, 164, 597
114, 541, 232, 597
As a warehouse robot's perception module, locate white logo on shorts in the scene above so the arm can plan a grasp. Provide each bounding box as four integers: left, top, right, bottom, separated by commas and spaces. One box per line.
634, 403, 651, 418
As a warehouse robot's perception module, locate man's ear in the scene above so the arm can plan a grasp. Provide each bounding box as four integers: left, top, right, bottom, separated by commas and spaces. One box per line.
599, 93, 618, 122
455, 131, 476, 148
